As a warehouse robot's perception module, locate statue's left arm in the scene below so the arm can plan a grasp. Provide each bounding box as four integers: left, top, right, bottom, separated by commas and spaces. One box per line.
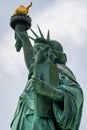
31, 73, 83, 130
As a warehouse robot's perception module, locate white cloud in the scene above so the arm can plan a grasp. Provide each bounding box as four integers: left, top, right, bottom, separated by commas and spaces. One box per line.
0, 32, 25, 78
32, 0, 87, 47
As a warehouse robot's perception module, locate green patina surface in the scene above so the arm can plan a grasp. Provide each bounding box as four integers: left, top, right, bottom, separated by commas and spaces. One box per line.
10, 14, 83, 130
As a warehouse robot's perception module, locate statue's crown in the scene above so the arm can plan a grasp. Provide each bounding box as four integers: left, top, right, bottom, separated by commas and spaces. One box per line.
29, 25, 50, 44
29, 25, 63, 53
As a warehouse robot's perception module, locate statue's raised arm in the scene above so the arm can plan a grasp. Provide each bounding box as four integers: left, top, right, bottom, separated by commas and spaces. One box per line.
10, 2, 33, 70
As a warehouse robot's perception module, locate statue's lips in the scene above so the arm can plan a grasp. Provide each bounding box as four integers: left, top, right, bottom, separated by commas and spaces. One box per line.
10, 14, 32, 30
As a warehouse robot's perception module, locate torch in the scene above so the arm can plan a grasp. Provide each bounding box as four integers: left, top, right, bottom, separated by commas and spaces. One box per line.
10, 2, 32, 51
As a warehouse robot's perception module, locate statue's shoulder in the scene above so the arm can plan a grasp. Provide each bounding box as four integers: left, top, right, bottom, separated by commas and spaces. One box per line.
57, 64, 76, 82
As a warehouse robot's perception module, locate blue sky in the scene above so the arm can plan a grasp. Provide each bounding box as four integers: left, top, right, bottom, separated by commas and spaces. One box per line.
0, 0, 87, 129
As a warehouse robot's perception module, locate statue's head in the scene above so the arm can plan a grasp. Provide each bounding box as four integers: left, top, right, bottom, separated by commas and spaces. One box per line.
33, 43, 50, 64
29, 25, 67, 64
50, 40, 67, 64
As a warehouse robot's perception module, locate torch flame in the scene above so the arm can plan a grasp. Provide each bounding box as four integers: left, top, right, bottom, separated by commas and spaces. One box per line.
14, 2, 32, 15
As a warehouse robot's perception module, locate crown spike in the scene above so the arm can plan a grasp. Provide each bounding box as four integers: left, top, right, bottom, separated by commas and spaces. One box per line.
37, 25, 44, 38
30, 28, 38, 38
47, 30, 50, 41
28, 35, 35, 41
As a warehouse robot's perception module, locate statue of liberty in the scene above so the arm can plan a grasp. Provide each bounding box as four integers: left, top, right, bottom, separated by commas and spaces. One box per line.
10, 3, 83, 130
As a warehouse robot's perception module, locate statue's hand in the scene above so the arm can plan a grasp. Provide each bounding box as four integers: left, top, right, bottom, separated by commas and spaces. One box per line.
30, 77, 63, 101
30, 77, 45, 95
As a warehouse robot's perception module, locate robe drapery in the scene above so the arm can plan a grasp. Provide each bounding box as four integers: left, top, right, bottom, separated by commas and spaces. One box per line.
11, 64, 83, 130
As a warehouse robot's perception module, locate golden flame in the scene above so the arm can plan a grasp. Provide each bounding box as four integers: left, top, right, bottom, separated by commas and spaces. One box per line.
14, 2, 32, 15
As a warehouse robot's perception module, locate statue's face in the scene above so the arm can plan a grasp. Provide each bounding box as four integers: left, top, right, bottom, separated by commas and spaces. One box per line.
33, 43, 49, 63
